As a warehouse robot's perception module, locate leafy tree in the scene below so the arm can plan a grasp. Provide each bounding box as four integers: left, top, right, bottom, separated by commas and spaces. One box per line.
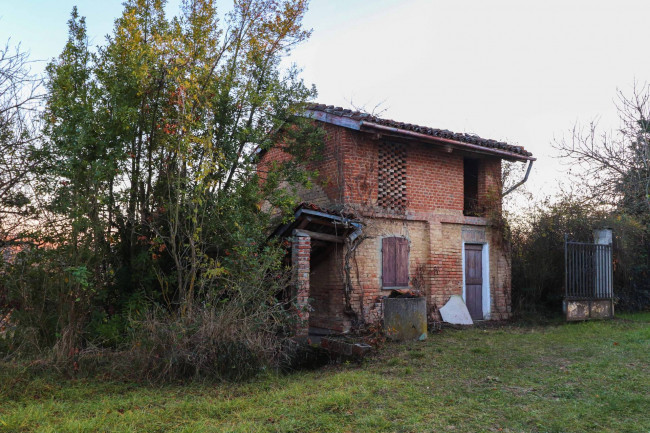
91, 0, 321, 313
37, 9, 114, 354
4, 0, 322, 365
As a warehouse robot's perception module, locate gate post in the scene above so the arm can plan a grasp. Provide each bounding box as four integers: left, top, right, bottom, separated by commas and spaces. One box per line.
593, 228, 613, 298
594, 228, 614, 318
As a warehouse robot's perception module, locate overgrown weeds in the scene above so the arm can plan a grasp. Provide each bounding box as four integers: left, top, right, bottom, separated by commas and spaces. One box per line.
0, 246, 302, 383
125, 305, 294, 382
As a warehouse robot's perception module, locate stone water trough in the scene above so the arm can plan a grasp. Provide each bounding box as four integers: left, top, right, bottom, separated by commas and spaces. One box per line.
383, 296, 428, 341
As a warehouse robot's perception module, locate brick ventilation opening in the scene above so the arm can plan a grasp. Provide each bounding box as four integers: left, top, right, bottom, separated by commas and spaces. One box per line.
378, 141, 407, 212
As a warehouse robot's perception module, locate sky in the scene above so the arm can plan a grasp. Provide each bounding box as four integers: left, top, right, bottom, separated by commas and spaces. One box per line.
1, 0, 649, 207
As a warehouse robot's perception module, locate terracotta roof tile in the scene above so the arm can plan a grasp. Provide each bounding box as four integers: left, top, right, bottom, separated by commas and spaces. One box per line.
306, 104, 532, 158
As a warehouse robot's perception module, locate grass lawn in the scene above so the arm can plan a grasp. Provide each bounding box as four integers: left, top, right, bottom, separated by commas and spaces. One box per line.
0, 315, 648, 433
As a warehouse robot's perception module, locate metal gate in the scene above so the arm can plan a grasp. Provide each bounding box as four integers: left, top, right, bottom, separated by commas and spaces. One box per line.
564, 233, 614, 320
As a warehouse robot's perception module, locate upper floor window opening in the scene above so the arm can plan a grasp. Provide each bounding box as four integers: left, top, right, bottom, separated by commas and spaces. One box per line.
464, 158, 480, 216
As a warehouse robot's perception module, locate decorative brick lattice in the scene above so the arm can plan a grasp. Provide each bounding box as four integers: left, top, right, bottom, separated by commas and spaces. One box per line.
377, 141, 407, 212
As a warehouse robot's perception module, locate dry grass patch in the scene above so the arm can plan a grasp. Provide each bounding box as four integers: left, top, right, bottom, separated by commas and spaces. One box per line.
0, 315, 648, 432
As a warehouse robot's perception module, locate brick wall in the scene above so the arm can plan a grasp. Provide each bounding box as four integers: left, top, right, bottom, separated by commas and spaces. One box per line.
428, 222, 464, 316
335, 133, 467, 213
262, 120, 512, 331
259, 122, 504, 218
478, 158, 502, 214
258, 123, 345, 209
350, 219, 431, 327
291, 232, 311, 337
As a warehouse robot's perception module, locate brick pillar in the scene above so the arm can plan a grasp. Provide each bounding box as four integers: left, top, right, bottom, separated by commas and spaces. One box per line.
291, 230, 311, 339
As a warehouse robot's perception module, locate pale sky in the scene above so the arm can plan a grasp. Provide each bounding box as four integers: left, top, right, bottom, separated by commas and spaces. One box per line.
2, 0, 649, 207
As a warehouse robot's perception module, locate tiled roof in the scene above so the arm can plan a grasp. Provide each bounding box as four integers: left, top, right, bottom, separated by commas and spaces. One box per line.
306, 104, 532, 159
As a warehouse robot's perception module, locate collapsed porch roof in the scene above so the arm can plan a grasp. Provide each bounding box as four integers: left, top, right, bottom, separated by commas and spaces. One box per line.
271, 202, 362, 242
271, 203, 363, 267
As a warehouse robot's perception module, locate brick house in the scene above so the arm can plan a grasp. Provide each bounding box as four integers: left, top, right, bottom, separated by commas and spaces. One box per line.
259, 104, 534, 336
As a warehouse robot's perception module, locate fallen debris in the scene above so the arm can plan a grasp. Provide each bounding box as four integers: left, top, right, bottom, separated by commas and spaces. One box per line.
321, 337, 373, 361
439, 295, 474, 325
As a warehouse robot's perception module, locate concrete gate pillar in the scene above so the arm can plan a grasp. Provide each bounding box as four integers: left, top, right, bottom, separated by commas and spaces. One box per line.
291, 230, 311, 339
593, 228, 613, 298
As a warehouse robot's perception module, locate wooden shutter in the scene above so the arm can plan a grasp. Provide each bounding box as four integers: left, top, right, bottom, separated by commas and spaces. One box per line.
382, 237, 396, 287
395, 238, 409, 287
382, 237, 409, 288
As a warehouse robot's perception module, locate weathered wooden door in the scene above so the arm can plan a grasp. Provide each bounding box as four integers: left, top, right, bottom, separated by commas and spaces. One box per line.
465, 244, 483, 320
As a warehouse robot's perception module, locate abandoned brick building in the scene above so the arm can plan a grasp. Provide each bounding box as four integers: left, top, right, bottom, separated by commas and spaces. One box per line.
259, 104, 534, 336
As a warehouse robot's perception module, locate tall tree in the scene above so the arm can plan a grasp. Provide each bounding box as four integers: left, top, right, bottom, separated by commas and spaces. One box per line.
39, 0, 321, 325
40, 9, 118, 353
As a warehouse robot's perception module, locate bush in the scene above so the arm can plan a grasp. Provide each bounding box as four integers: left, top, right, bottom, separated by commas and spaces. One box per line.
1, 246, 87, 358
608, 214, 650, 311
0, 236, 303, 382
510, 197, 602, 314
126, 273, 296, 382
510, 197, 650, 315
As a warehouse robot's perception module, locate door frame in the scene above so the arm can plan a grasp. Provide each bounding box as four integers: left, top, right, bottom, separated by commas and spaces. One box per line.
461, 241, 490, 320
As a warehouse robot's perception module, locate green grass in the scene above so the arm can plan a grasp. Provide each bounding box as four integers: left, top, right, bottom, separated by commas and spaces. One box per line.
1, 315, 649, 432
618, 311, 650, 322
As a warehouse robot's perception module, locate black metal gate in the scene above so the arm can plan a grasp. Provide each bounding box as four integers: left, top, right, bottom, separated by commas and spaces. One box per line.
564, 234, 614, 320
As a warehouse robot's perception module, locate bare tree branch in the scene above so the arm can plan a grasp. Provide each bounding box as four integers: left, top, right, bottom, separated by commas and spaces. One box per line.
554, 83, 650, 213
0, 40, 44, 243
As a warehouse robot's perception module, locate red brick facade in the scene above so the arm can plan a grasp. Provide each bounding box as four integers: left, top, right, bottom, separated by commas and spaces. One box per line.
263, 119, 517, 333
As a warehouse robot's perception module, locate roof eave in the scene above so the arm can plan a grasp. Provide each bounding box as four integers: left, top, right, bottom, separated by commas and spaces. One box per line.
305, 109, 363, 131
359, 121, 536, 162
304, 109, 534, 162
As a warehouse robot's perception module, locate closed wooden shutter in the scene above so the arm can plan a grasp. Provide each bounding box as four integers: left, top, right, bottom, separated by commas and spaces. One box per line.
395, 238, 409, 286
382, 237, 396, 287
382, 237, 409, 288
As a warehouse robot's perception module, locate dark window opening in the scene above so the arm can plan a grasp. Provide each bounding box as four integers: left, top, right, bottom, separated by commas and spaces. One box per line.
464, 158, 480, 216
382, 237, 409, 288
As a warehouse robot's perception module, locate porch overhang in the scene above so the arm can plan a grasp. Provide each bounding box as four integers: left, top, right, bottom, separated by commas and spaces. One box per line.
271, 203, 363, 340
271, 203, 363, 243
